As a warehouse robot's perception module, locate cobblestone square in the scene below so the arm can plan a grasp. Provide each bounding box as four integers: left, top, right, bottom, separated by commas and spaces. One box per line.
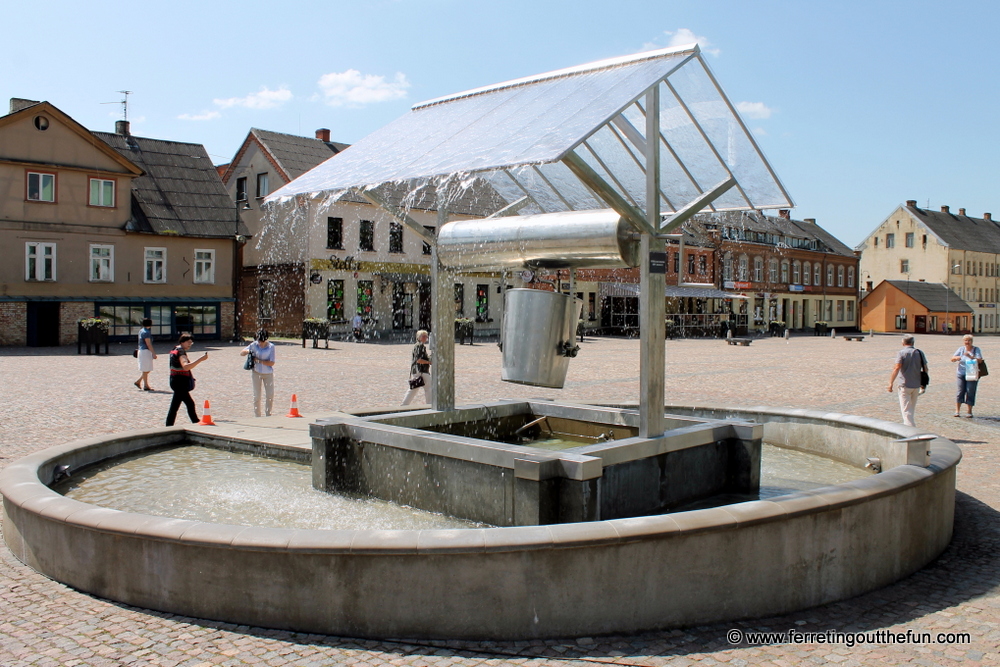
2, 333, 998, 665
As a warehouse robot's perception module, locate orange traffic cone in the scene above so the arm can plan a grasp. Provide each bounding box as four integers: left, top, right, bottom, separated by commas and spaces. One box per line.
286, 393, 303, 418
197, 400, 216, 426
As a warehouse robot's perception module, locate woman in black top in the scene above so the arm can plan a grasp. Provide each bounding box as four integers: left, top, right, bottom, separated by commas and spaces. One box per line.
400, 329, 432, 405
166, 333, 209, 426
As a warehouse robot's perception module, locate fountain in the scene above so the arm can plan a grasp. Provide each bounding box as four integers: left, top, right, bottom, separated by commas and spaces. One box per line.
1, 44, 960, 640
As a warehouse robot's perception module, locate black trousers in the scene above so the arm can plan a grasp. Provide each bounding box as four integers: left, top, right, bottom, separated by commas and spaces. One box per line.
166, 374, 198, 426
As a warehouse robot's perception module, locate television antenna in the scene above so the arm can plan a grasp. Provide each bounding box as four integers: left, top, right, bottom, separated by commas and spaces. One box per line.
101, 90, 132, 121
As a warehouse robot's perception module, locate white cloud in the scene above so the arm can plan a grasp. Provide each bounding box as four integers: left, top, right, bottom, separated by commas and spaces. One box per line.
656, 28, 720, 56
317, 69, 410, 107
213, 86, 293, 110
178, 111, 221, 121
736, 101, 774, 119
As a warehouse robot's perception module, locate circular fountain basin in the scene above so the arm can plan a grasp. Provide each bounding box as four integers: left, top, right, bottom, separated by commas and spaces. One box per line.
0, 404, 960, 640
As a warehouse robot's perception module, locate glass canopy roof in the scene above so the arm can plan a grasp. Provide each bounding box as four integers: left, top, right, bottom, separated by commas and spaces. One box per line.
267, 45, 793, 219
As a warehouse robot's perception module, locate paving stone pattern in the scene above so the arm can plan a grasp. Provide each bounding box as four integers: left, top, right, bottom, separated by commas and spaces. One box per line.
2, 334, 999, 666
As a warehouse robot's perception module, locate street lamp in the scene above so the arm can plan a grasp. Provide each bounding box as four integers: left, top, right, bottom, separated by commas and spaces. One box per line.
232, 200, 251, 341
945, 263, 961, 335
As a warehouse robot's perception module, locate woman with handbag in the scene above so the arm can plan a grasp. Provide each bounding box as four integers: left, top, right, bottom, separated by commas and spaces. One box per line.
401, 330, 432, 405
240, 329, 276, 417
165, 333, 208, 426
951, 334, 984, 418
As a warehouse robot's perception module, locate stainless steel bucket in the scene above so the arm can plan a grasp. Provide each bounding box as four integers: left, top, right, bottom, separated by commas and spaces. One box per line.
501, 289, 582, 388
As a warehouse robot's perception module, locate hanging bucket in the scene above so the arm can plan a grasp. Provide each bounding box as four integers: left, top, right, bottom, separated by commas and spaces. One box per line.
501, 289, 582, 388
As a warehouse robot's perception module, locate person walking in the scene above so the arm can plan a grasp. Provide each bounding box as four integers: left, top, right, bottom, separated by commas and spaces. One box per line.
950, 333, 983, 418
240, 330, 276, 417
352, 313, 364, 341
401, 329, 432, 405
134, 318, 157, 391
165, 333, 208, 426
887, 334, 926, 427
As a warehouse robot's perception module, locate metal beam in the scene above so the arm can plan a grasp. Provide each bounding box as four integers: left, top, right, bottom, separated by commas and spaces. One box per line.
360, 189, 437, 245
639, 86, 665, 438
659, 177, 736, 235
561, 151, 656, 236
486, 196, 531, 218
430, 202, 455, 412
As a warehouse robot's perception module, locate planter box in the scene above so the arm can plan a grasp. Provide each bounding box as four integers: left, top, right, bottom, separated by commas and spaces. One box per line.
77, 324, 109, 355
302, 322, 331, 349
455, 321, 474, 345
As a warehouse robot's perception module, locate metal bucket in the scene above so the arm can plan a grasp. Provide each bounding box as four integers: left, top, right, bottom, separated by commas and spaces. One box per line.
437, 209, 640, 271
502, 289, 582, 388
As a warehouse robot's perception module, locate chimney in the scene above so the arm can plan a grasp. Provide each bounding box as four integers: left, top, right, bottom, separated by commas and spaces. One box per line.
959, 208, 966, 216
905, 200, 917, 208
941, 205, 950, 213
803, 218, 816, 224
315, 128, 331, 142
115, 120, 130, 136
9, 98, 40, 114
778, 209, 790, 219
986, 213, 993, 221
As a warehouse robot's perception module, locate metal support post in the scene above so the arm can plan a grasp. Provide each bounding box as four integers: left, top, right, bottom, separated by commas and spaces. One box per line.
640, 86, 666, 438
431, 203, 455, 411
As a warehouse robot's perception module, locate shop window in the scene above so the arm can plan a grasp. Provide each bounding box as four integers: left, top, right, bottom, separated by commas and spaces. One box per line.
357, 280, 374, 317
475, 284, 490, 322
454, 283, 464, 316
97, 305, 144, 337
174, 305, 218, 335
327, 279, 345, 322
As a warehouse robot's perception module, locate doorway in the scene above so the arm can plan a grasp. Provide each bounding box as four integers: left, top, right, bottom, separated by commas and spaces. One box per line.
26, 302, 60, 346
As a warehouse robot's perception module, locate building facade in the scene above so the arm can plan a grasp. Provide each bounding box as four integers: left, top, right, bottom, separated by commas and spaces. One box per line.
857, 200, 1000, 333
0, 99, 244, 346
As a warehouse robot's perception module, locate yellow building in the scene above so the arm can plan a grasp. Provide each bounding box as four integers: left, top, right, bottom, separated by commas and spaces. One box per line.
858, 200, 1000, 333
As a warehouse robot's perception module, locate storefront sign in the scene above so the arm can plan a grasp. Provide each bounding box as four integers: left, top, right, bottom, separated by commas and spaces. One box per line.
789, 284, 804, 292
979, 303, 996, 308
732, 281, 752, 290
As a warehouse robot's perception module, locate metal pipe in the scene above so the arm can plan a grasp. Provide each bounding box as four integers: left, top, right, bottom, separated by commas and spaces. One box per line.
437, 209, 641, 271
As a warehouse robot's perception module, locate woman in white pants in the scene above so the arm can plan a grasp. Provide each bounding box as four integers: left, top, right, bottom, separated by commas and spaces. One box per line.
240, 330, 276, 416
401, 330, 432, 405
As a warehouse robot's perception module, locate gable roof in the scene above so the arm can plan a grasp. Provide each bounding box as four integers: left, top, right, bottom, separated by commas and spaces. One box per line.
0, 101, 144, 176
252, 128, 348, 180
692, 210, 856, 257
268, 45, 792, 219
883, 280, 972, 313
904, 204, 1000, 254
95, 131, 248, 238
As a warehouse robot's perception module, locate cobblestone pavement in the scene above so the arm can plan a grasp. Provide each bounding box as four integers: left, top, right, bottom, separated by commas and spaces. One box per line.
1, 333, 998, 666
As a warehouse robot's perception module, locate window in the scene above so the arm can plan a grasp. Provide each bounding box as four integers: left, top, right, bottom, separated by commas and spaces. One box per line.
814, 264, 822, 286
89, 178, 115, 207
837, 266, 845, 287
826, 300, 833, 321
922, 235, 927, 249
847, 301, 855, 323
476, 284, 490, 322
827, 265, 834, 286
256, 173, 269, 198
194, 249, 215, 284
98, 305, 145, 337
422, 226, 435, 255
27, 171, 55, 202
359, 220, 374, 251
25, 242, 56, 281
588, 292, 596, 320
792, 261, 801, 284
900, 259, 909, 274
327, 279, 345, 321
836, 300, 844, 322
885, 234, 895, 248
753, 257, 763, 282
847, 266, 855, 288
389, 222, 403, 253
89, 244, 114, 282
780, 260, 789, 283
454, 283, 465, 315
687, 253, 695, 275
235, 177, 248, 202
952, 263, 962, 275
144, 247, 166, 283
905, 232, 914, 248
357, 280, 374, 317
326, 217, 343, 249
802, 261, 811, 286
874, 237, 879, 248
699, 255, 707, 275
672, 251, 679, 273
258, 280, 275, 321
768, 259, 778, 283
174, 305, 218, 335
723, 253, 733, 281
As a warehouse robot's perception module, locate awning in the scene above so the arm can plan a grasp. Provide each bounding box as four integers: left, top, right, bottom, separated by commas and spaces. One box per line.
599, 282, 733, 299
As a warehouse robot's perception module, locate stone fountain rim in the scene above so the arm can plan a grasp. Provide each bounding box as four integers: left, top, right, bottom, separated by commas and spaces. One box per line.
0, 403, 961, 555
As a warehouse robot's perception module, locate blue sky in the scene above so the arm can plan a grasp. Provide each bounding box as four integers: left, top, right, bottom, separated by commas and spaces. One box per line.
3, 0, 997, 247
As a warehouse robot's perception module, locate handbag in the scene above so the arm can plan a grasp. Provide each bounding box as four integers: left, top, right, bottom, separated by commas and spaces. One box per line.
189, 376, 196, 391
244, 351, 255, 371
408, 374, 425, 390
918, 349, 929, 387
979, 359, 989, 378
133, 349, 138, 358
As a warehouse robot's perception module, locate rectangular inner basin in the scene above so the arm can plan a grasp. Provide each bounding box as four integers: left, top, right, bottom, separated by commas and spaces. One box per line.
311, 401, 762, 526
